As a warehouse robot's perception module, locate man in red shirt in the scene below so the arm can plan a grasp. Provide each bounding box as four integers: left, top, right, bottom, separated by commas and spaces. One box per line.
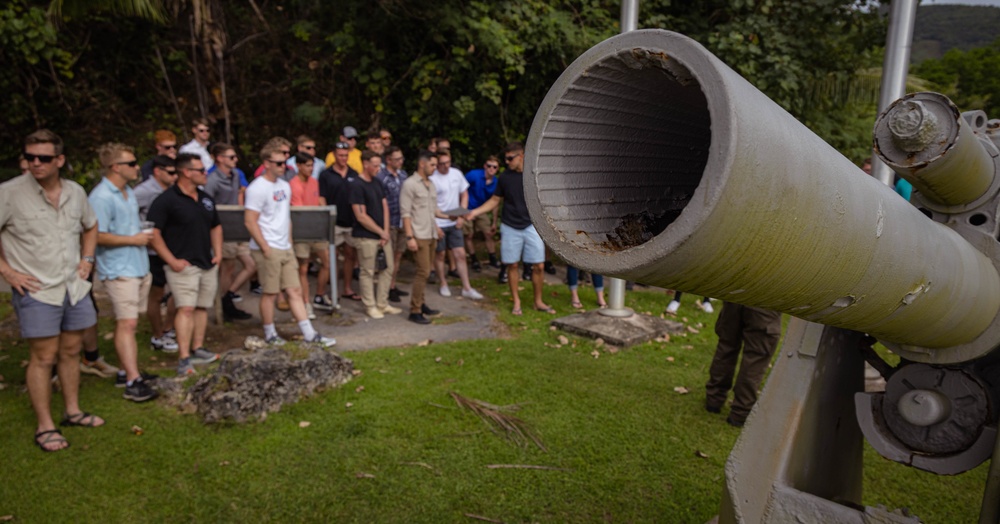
289, 152, 332, 317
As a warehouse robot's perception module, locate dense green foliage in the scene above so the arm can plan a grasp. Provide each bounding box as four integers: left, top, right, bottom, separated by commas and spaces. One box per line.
2, 0, 887, 184
912, 4, 1000, 63
914, 37, 1000, 119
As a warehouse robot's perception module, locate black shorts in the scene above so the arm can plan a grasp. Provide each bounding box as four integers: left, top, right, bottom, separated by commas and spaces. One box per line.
149, 254, 167, 288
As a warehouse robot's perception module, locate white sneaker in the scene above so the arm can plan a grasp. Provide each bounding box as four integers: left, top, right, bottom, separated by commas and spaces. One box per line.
700, 301, 714, 314
380, 305, 403, 315
367, 307, 385, 319
307, 333, 336, 347
665, 300, 680, 314
151, 336, 179, 353
461, 288, 483, 300
439, 286, 452, 297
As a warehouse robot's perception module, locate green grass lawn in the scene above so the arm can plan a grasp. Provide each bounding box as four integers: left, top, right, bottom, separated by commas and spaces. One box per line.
0, 284, 989, 523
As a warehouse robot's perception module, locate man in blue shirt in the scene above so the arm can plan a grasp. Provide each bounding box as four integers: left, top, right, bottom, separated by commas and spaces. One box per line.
463, 156, 500, 271
89, 143, 158, 402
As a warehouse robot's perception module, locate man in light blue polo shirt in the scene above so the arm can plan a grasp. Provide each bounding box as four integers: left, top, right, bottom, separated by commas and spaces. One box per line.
89, 143, 158, 403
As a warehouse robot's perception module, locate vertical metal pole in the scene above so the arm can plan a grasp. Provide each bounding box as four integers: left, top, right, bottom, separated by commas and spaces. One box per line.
600, 0, 640, 318
871, 0, 918, 188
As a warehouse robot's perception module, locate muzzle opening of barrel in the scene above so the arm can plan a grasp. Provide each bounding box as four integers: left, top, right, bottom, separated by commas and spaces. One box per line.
533, 48, 712, 256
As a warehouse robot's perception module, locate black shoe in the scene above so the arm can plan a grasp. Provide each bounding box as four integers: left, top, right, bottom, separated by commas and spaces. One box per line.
396, 288, 409, 297
544, 260, 557, 275
250, 280, 263, 295
388, 288, 401, 303
625, 281, 635, 291
352, 267, 360, 280
488, 253, 500, 268
123, 377, 159, 402
428, 271, 438, 284
446, 269, 460, 279
223, 298, 253, 320
522, 266, 532, 281
421, 304, 441, 317
312, 294, 334, 311
705, 403, 722, 414
470, 258, 482, 272
498, 266, 508, 284
408, 313, 432, 325
726, 416, 745, 427
116, 371, 159, 388
224, 290, 242, 303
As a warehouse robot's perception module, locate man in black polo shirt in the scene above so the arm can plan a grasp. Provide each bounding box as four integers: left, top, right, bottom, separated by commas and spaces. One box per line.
467, 142, 553, 316
319, 141, 360, 301
351, 150, 403, 319
147, 153, 223, 376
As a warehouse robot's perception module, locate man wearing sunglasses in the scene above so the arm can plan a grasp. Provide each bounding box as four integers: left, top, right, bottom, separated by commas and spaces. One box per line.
0, 129, 104, 451
89, 143, 158, 403
147, 153, 223, 376
463, 156, 501, 272
287, 135, 324, 179
205, 143, 253, 321
140, 129, 178, 181
466, 142, 553, 315
179, 118, 214, 170
134, 155, 179, 353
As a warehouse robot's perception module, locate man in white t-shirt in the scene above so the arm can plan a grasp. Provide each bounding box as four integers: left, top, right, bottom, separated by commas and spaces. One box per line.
428, 149, 482, 300
178, 118, 214, 170
244, 144, 335, 347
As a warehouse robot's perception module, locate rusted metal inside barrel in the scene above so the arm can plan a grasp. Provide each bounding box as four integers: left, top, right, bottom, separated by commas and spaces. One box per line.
524, 30, 1000, 363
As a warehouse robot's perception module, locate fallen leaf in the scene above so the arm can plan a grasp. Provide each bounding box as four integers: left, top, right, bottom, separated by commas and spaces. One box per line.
594, 338, 605, 347
456, 359, 464, 366
590, 350, 600, 359
417, 339, 431, 347
0, 515, 13, 521
0, 383, 7, 390
673, 386, 689, 394
434, 356, 442, 362
378, 370, 387, 374
681, 345, 694, 349
682, 317, 689, 322
220, 460, 231, 466
299, 421, 311, 428
549, 326, 557, 331
345, 402, 354, 408
696, 322, 704, 328
557, 335, 569, 346
131, 425, 144, 435
667, 356, 675, 362
695, 450, 709, 459
103, 332, 114, 340
355, 472, 375, 478
351, 369, 363, 376
399, 352, 405, 356
607, 346, 619, 354
355, 385, 365, 393
149, 356, 158, 362
655, 334, 671, 343
687, 326, 700, 334
20, 360, 29, 368
406, 370, 412, 374
495, 347, 502, 352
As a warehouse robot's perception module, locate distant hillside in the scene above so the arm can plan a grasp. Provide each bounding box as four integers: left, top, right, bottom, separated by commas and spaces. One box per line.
913, 4, 1000, 62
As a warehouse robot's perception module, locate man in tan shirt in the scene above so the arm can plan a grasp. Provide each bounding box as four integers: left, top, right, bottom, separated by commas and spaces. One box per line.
0, 129, 105, 452
399, 150, 451, 324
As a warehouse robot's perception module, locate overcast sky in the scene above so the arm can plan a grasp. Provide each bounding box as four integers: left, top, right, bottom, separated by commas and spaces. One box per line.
922, 0, 1000, 6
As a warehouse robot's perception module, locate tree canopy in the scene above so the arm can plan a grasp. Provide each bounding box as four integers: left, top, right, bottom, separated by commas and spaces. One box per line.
913, 38, 1000, 119
2, 0, 887, 182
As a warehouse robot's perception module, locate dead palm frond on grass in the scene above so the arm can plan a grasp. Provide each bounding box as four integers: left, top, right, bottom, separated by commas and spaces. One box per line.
449, 391, 546, 451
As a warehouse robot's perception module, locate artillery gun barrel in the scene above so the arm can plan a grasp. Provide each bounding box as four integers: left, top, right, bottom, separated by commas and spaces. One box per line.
523, 29, 1000, 364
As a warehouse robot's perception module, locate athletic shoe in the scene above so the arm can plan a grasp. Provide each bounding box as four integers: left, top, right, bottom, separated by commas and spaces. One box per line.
123, 377, 159, 402
447, 269, 461, 280
223, 298, 253, 321
665, 300, 680, 314
726, 416, 745, 428
408, 313, 432, 325
388, 288, 402, 303
380, 305, 403, 315
497, 266, 508, 284
439, 285, 452, 297
700, 301, 715, 314
250, 281, 263, 295
470, 257, 482, 272
80, 356, 119, 378
488, 254, 501, 268
396, 288, 409, 296
544, 260, 557, 275
115, 371, 159, 388
265, 335, 287, 346
522, 266, 531, 281
190, 347, 219, 365
421, 304, 441, 317
224, 290, 243, 303
461, 288, 483, 300
428, 270, 438, 284
307, 333, 336, 347
163, 328, 176, 339
367, 307, 385, 319
151, 335, 179, 353
313, 294, 334, 311
177, 361, 195, 377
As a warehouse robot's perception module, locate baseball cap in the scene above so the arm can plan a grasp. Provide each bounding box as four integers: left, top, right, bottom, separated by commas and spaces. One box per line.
342, 126, 359, 139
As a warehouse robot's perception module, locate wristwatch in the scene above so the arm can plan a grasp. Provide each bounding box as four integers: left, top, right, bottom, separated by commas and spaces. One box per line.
82, 256, 96, 264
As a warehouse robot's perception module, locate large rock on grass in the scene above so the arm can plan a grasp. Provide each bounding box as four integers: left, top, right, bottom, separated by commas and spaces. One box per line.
186, 336, 353, 423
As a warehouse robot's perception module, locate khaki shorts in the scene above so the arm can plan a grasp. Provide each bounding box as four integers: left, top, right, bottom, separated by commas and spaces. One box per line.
251, 248, 299, 294
389, 226, 408, 257
294, 241, 330, 260
334, 226, 355, 248
165, 264, 219, 309
103, 274, 152, 320
461, 213, 494, 238
222, 241, 251, 259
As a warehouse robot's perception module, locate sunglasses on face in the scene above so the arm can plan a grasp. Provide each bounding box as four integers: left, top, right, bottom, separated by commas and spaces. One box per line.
266, 159, 286, 166
302, 145, 316, 150
164, 169, 178, 175
505, 154, 521, 161
485, 164, 499, 169
380, 135, 392, 141
225, 155, 238, 160
389, 156, 404, 162
23, 152, 57, 164
196, 128, 210, 133
161, 144, 177, 150
185, 167, 206, 173
116, 160, 139, 168
280, 150, 291, 156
